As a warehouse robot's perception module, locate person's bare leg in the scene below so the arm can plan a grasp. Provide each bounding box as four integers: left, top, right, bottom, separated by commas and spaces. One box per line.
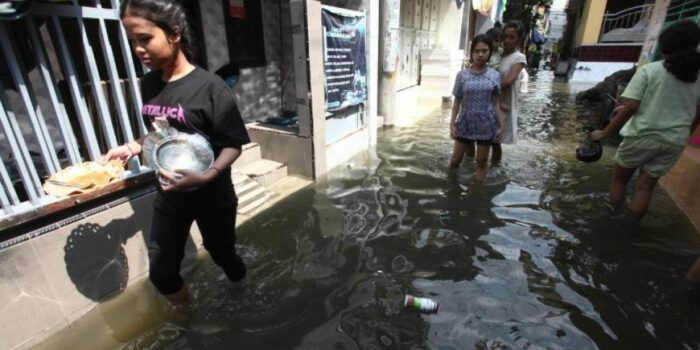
450, 141, 467, 168
491, 143, 502, 163
610, 164, 636, 208
165, 285, 191, 308
628, 169, 658, 221
465, 143, 475, 159
475, 144, 490, 182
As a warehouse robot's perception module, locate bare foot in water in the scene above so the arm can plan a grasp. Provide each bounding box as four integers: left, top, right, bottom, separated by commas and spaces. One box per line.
231, 277, 248, 289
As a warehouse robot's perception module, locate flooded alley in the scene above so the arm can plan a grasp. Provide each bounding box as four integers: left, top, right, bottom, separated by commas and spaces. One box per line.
37, 71, 700, 350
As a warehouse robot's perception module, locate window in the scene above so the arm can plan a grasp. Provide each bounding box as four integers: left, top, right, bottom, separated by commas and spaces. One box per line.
223, 0, 267, 68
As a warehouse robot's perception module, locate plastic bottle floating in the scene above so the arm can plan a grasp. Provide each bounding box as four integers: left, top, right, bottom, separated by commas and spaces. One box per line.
404, 295, 439, 314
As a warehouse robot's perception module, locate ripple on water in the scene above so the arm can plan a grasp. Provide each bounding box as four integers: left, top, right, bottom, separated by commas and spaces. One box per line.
77, 71, 700, 350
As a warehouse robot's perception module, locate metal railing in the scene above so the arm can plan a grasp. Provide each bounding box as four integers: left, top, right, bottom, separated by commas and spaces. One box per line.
599, 4, 655, 39
665, 0, 700, 23
0, 0, 145, 219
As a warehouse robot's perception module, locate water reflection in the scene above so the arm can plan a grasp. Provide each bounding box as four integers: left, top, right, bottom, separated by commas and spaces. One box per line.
46, 71, 700, 350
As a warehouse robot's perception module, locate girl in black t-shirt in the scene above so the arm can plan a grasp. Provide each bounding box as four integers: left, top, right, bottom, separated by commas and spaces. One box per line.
104, 0, 249, 310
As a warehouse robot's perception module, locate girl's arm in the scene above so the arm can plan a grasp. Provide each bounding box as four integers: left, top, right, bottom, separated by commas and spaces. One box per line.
103, 136, 146, 164
691, 105, 700, 133
501, 62, 525, 89
450, 97, 461, 139
493, 95, 504, 141
590, 99, 640, 141
202, 147, 241, 182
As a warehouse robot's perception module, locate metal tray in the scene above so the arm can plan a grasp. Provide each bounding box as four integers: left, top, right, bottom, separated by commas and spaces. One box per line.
152, 133, 214, 174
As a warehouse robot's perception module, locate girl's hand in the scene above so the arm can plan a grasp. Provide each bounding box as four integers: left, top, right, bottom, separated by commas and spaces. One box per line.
589, 130, 606, 141
102, 145, 134, 165
159, 169, 208, 192
500, 101, 510, 112
494, 127, 503, 143
450, 123, 458, 139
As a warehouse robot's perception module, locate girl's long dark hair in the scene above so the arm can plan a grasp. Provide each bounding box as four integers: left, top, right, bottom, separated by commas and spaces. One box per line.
120, 0, 197, 62
470, 34, 493, 63
658, 20, 700, 83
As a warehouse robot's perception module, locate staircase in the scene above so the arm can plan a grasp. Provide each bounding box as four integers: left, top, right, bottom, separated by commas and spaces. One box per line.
231, 142, 288, 214
418, 49, 464, 106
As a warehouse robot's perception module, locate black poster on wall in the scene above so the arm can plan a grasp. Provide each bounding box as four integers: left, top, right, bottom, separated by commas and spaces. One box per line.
321, 6, 367, 112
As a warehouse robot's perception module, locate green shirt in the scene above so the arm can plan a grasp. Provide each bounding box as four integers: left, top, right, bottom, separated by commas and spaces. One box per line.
620, 61, 700, 145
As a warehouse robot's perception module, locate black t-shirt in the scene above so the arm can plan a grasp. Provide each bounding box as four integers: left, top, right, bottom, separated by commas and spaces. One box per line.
140, 66, 250, 155
141, 67, 249, 207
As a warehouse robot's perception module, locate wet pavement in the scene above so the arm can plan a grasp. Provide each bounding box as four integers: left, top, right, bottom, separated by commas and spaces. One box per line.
44, 72, 700, 350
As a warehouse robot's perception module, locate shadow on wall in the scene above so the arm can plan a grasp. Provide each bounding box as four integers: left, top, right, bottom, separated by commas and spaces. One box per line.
64, 219, 139, 302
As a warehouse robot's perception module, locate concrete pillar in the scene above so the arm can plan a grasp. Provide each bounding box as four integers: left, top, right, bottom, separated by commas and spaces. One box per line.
291, 0, 327, 178
638, 0, 670, 65
368, 0, 379, 145
378, 0, 400, 126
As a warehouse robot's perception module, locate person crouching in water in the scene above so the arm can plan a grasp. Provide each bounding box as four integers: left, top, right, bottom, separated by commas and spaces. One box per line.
450, 34, 503, 182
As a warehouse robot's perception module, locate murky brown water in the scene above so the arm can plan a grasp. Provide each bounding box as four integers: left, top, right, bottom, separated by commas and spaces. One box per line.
38, 72, 700, 350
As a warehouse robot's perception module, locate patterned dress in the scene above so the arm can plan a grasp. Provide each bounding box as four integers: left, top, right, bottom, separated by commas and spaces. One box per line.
452, 68, 501, 141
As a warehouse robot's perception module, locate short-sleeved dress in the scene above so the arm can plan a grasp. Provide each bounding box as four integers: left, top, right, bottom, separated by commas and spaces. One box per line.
498, 51, 527, 144
452, 68, 501, 141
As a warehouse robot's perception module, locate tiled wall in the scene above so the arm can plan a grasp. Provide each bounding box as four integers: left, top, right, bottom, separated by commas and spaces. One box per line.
199, 0, 296, 122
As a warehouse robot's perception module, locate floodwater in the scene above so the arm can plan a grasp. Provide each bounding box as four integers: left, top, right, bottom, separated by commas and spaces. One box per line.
40, 72, 700, 350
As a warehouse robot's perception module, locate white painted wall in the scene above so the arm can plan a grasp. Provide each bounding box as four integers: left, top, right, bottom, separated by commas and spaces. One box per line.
435, 0, 464, 49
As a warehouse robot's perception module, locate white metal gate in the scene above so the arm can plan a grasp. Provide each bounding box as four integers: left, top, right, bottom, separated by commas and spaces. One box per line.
0, 0, 145, 219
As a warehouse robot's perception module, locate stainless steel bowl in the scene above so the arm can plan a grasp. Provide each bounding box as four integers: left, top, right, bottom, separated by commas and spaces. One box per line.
152, 133, 214, 175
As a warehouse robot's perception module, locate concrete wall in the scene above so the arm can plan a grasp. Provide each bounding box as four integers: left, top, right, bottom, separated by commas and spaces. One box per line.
574, 0, 608, 47
436, 0, 464, 49
660, 145, 700, 232
0, 190, 211, 350
379, 0, 461, 127
326, 126, 371, 171
247, 124, 314, 178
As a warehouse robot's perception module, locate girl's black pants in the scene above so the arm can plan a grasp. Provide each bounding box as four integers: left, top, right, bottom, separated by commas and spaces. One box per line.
147, 178, 246, 295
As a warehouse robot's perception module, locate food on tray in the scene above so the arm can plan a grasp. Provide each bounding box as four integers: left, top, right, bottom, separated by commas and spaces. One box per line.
43, 160, 125, 196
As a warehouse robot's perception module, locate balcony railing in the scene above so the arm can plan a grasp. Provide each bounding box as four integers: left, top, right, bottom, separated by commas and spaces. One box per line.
599, 4, 654, 43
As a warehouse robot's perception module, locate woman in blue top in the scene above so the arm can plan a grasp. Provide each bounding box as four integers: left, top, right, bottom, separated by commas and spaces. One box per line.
450, 34, 503, 182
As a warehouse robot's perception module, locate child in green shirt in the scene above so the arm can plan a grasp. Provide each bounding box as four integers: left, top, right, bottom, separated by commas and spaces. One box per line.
590, 21, 700, 221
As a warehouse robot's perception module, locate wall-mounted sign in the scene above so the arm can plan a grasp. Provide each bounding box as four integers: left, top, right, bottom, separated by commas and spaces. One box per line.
321, 6, 367, 112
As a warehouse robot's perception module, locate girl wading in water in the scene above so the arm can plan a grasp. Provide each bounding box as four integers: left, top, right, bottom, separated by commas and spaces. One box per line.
450, 34, 503, 182
589, 21, 700, 295
104, 0, 249, 310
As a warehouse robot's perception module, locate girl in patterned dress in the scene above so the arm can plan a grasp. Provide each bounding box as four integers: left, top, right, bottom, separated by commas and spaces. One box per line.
450, 34, 503, 182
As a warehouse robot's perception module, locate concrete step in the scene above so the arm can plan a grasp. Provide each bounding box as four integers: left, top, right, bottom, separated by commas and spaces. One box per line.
232, 142, 262, 170
233, 173, 270, 214
238, 159, 288, 187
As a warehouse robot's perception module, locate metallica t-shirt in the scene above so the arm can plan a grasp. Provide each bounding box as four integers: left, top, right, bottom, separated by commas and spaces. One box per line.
141, 67, 249, 207
140, 66, 250, 156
